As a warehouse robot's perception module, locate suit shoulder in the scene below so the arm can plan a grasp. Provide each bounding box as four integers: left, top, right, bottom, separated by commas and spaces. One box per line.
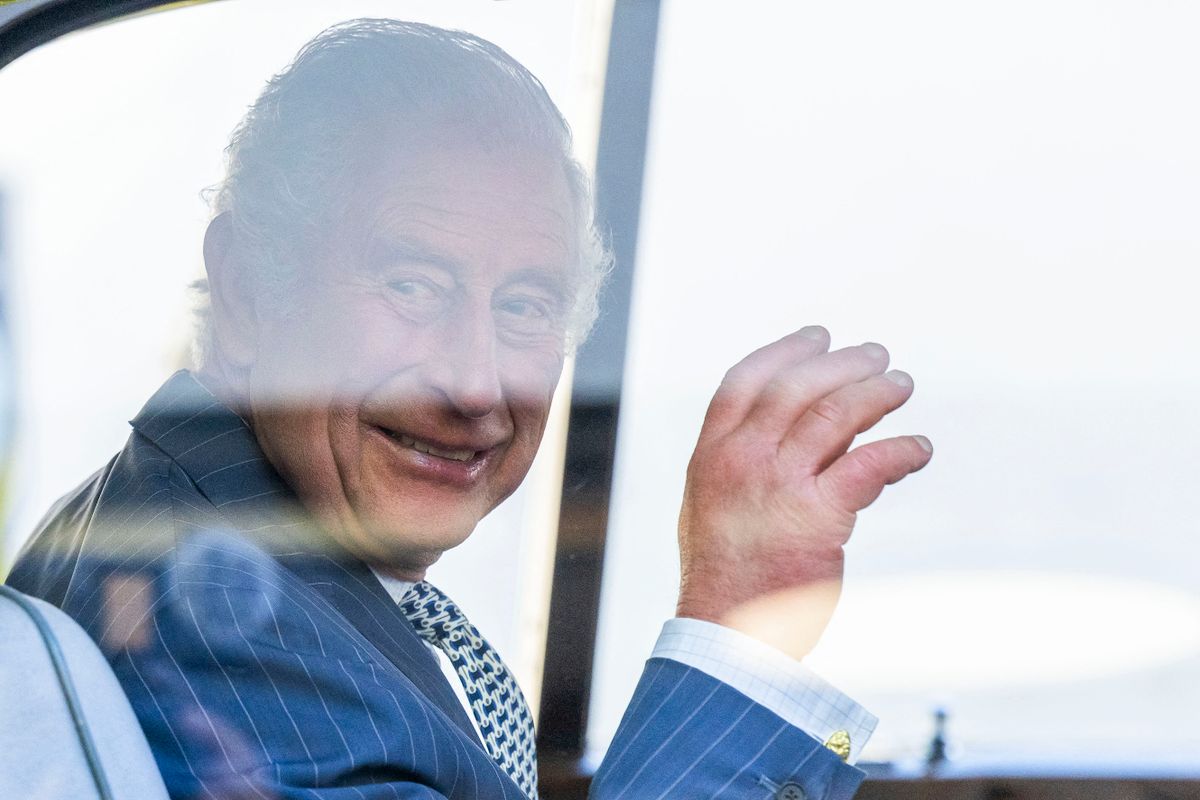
7, 431, 190, 606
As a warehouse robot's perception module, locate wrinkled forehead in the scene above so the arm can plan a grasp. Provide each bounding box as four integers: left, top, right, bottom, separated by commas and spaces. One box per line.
330, 128, 581, 280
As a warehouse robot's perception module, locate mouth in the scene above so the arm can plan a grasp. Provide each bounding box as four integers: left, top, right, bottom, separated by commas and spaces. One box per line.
367, 421, 505, 475
378, 429, 478, 463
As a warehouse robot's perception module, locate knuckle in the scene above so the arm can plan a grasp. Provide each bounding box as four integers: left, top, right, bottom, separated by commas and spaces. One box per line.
715, 368, 751, 405
812, 476, 857, 525
831, 448, 888, 498
851, 446, 884, 478
808, 396, 846, 429
721, 361, 752, 388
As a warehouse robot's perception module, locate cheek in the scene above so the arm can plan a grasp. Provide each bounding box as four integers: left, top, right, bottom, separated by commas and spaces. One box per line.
253, 409, 341, 520
501, 346, 565, 405
306, 301, 431, 391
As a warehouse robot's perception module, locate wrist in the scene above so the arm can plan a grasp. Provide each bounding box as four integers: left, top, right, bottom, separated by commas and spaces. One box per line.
677, 565, 844, 660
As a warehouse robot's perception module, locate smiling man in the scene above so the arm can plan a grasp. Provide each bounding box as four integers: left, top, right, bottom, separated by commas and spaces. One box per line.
206, 139, 578, 577
8, 19, 931, 800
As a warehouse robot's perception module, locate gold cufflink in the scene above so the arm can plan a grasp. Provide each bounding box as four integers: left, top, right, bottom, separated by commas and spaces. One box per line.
823, 730, 851, 762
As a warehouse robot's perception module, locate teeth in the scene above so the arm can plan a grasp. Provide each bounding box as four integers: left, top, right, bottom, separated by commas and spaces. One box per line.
390, 432, 475, 462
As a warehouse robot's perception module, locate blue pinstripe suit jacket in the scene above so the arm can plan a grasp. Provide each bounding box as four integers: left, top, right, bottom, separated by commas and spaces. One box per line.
8, 371, 864, 799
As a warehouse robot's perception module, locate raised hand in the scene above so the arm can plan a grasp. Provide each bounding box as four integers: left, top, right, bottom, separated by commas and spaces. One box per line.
675, 325, 933, 658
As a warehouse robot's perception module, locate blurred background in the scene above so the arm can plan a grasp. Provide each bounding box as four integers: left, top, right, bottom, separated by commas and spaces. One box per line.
1, 0, 1198, 793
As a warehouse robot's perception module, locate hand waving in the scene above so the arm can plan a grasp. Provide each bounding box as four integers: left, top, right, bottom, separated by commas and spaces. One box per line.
675, 325, 932, 658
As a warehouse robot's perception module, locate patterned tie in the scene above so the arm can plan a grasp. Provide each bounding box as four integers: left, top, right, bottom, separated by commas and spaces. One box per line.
398, 581, 539, 799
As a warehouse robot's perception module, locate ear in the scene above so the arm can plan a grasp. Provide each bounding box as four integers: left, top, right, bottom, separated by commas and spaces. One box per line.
203, 213, 258, 369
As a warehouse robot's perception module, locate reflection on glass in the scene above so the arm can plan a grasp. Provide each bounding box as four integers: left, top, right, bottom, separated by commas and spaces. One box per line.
0, 0, 593, 690
0, 3, 613, 796
1, 0, 1195, 796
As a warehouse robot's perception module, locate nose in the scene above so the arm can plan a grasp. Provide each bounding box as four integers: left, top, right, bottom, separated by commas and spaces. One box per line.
428, 305, 503, 419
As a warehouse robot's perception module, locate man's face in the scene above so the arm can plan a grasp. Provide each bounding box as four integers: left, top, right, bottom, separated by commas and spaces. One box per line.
244, 139, 576, 577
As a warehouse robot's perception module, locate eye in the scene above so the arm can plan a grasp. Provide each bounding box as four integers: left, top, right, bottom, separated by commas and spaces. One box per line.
495, 292, 563, 342
387, 278, 437, 299
498, 298, 548, 319
383, 276, 451, 321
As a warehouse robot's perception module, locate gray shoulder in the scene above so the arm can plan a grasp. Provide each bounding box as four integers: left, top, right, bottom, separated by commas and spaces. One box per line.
0, 591, 169, 800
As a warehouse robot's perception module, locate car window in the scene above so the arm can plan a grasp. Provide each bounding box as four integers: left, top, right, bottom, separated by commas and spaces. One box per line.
1, 0, 1198, 788
592, 0, 1200, 770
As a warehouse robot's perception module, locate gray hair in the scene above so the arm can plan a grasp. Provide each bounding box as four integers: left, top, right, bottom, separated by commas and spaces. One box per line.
194, 18, 610, 366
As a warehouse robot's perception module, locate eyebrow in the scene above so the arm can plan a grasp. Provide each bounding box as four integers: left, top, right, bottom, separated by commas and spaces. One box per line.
501, 268, 570, 303
371, 238, 460, 274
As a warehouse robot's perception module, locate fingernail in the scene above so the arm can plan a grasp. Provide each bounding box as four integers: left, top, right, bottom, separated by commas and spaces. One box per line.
798, 325, 827, 341
861, 342, 889, 361
914, 435, 933, 453
884, 369, 912, 388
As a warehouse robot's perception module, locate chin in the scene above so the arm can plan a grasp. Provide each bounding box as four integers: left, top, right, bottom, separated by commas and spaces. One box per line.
370, 545, 445, 582
361, 502, 482, 566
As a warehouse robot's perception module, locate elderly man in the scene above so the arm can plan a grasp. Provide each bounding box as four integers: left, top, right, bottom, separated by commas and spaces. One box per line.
8, 19, 931, 800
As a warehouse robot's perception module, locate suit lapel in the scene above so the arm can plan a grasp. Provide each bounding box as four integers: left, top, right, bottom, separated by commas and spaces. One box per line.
276, 550, 480, 740
130, 370, 480, 742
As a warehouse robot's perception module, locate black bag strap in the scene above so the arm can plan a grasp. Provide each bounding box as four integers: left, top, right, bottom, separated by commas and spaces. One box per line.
0, 584, 115, 800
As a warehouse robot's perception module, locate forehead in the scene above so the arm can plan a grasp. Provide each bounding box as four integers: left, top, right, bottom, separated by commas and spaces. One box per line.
344, 136, 578, 279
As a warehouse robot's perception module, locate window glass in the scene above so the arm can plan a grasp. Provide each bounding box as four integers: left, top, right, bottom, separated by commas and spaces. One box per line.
592, 0, 1200, 770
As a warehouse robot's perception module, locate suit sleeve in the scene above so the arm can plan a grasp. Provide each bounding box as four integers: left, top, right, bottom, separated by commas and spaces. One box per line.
590, 658, 866, 800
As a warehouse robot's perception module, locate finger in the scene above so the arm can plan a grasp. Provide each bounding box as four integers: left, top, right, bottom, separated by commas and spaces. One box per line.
782, 370, 916, 471
742, 342, 890, 439
702, 325, 830, 439
816, 434, 933, 513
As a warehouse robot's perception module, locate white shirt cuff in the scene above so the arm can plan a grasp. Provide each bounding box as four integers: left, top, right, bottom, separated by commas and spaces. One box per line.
652, 617, 876, 764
